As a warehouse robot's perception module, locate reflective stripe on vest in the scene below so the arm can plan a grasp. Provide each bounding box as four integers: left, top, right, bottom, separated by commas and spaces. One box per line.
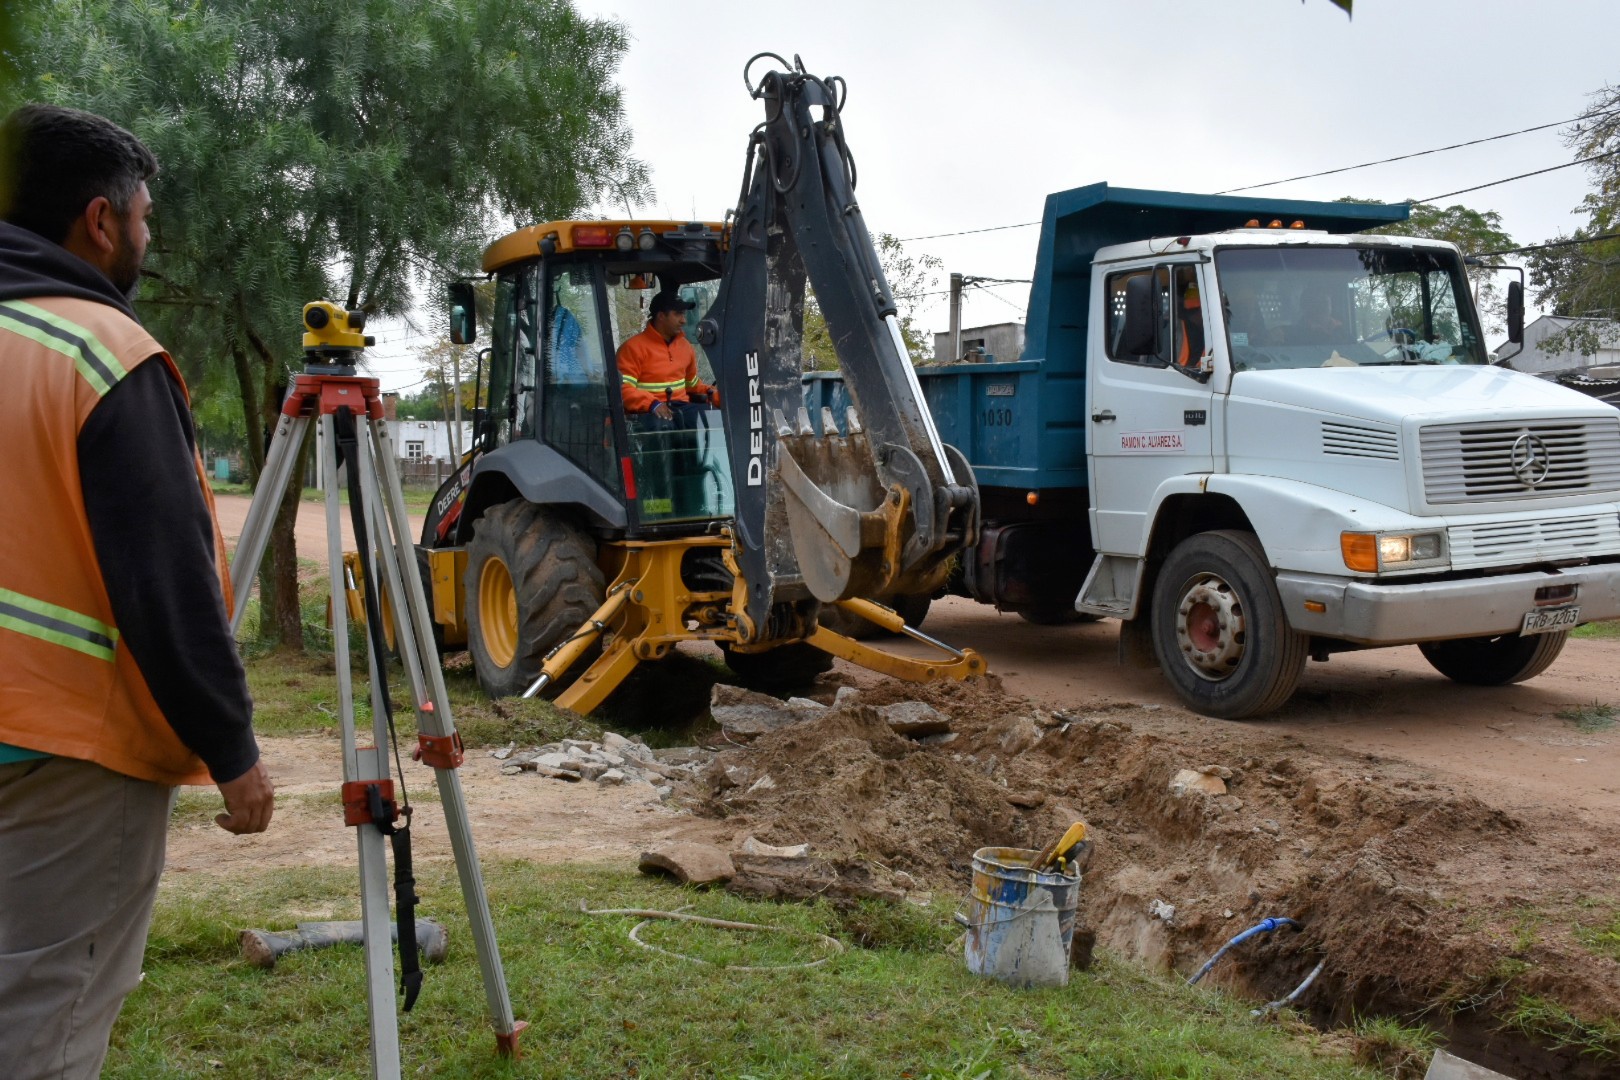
620, 373, 689, 393
0, 585, 118, 661
0, 300, 130, 397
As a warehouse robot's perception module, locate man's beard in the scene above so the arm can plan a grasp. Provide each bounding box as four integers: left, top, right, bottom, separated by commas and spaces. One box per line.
108, 237, 142, 302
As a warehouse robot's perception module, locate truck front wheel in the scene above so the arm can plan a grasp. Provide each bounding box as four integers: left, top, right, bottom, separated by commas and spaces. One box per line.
1418, 631, 1568, 686
464, 501, 604, 699
1151, 530, 1307, 720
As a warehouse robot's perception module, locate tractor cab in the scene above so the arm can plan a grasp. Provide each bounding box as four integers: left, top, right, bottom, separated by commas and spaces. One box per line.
451, 219, 734, 539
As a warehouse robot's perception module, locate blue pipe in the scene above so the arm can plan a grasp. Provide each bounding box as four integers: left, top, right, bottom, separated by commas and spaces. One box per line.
1186, 917, 1301, 985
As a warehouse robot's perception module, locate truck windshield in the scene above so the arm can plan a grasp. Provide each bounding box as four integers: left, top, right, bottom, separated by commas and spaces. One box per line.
1215, 245, 1487, 371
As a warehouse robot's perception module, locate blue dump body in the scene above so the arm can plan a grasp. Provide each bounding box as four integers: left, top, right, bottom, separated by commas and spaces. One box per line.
807, 183, 1408, 494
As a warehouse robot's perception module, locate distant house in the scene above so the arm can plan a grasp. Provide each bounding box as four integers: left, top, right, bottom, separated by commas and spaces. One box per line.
1500, 316, 1620, 375
379, 393, 473, 474
931, 321, 1025, 363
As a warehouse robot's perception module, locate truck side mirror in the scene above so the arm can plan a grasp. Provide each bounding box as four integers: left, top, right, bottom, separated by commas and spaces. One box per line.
1506, 280, 1524, 345
448, 282, 478, 345
1120, 274, 1160, 357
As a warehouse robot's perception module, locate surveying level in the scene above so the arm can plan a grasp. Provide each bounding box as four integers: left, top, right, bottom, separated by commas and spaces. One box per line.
229, 303, 524, 1078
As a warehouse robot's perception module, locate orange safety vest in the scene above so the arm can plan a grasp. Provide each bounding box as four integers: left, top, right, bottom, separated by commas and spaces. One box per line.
617, 324, 714, 412
0, 296, 232, 786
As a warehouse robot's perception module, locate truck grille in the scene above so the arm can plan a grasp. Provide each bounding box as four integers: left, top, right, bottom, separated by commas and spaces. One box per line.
1448, 512, 1620, 566
1322, 421, 1400, 460
1420, 417, 1620, 503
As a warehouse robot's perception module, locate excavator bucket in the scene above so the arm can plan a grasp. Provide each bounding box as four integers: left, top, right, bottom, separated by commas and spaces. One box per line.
699, 55, 979, 640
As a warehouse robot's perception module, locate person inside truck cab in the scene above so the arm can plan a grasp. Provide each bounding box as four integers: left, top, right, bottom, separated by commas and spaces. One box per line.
1286, 286, 1344, 346
1175, 272, 1205, 367
617, 290, 718, 426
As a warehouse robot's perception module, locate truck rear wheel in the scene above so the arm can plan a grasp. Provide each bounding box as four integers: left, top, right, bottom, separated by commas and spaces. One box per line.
1151, 530, 1307, 720
465, 501, 604, 699
1418, 631, 1568, 686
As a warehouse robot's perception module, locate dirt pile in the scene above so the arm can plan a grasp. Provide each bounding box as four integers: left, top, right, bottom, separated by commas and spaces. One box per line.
686, 676, 1620, 1080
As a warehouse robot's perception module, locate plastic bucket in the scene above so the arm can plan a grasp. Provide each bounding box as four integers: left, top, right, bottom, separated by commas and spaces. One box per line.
963, 846, 1081, 989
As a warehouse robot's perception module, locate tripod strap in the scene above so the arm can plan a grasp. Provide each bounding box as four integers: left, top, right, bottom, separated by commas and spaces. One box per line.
333, 405, 424, 1011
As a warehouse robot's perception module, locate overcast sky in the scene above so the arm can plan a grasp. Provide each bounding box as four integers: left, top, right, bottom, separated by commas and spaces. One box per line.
368, 0, 1616, 390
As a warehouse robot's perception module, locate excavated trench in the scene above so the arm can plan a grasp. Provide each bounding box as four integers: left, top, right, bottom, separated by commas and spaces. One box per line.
682, 674, 1620, 1080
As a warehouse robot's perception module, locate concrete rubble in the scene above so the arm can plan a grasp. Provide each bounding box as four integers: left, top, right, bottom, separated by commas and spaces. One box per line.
493, 731, 708, 799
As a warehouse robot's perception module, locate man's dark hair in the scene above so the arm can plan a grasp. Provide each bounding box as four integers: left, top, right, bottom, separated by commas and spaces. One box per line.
0, 104, 159, 244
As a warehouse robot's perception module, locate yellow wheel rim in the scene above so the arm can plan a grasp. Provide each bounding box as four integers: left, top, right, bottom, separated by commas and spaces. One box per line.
478, 556, 518, 668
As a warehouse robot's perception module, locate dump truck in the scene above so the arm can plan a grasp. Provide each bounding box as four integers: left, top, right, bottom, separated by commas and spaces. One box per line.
810, 184, 1620, 718
411, 55, 982, 711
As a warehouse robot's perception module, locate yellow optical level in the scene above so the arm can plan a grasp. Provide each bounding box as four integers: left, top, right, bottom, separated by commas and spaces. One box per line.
303, 301, 373, 350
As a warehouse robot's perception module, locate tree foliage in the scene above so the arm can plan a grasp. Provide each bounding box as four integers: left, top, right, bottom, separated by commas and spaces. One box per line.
801, 233, 943, 369
6, 0, 648, 644
1526, 84, 1620, 357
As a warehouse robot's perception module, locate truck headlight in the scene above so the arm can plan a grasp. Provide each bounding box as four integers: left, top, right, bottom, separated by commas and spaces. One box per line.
1341, 530, 1447, 573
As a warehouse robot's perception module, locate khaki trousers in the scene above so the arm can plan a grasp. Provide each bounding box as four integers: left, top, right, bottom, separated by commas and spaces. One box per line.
0, 756, 174, 1080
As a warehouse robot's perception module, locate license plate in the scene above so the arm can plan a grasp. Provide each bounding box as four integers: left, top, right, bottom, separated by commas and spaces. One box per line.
1521, 605, 1579, 636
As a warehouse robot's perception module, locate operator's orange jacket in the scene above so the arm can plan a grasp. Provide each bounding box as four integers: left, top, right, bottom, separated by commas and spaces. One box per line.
0, 296, 231, 785
616, 324, 716, 412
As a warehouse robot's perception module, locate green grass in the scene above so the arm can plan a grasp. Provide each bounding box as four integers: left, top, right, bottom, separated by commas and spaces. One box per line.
1572, 619, 1620, 640
1501, 994, 1620, 1058
1349, 1015, 1437, 1080
110, 863, 1383, 1079
1574, 907, 1620, 962
1555, 701, 1618, 732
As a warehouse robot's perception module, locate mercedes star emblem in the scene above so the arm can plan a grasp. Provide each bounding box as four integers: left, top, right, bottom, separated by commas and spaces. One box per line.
1510, 432, 1552, 486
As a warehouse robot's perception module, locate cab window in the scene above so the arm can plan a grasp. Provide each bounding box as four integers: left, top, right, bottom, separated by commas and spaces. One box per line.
1105, 265, 1204, 368
542, 262, 620, 493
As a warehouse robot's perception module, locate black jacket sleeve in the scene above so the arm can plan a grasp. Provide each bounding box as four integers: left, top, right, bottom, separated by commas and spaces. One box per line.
78, 359, 260, 783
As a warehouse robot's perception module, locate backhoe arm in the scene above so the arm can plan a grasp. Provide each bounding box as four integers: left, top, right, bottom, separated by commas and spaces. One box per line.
699, 54, 980, 642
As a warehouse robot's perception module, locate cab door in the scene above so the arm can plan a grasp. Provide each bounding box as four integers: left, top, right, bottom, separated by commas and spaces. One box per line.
1087, 261, 1219, 557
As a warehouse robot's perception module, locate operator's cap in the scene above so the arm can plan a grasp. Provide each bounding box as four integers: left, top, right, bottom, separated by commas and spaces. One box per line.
650, 291, 695, 316
1183, 283, 1200, 309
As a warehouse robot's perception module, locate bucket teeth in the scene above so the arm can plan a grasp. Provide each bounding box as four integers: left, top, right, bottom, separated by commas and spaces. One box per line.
820, 406, 838, 436
795, 406, 815, 437
772, 407, 794, 438
845, 406, 863, 435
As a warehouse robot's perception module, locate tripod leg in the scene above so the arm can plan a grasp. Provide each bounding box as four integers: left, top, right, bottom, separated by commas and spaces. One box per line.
362, 420, 524, 1054
318, 413, 404, 1080
228, 411, 310, 638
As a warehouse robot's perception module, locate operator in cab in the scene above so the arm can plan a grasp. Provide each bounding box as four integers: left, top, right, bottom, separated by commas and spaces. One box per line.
617, 290, 718, 428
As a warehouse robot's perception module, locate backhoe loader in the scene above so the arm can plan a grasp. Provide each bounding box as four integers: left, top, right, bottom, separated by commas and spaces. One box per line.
411, 54, 982, 711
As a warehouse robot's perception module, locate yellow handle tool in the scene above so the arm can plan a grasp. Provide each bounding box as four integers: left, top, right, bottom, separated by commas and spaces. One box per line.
1032, 821, 1088, 873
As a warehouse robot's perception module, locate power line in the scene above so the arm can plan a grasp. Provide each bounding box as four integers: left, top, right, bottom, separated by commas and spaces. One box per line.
1216, 107, 1618, 195
1418, 148, 1620, 203
1475, 230, 1620, 259
896, 107, 1620, 246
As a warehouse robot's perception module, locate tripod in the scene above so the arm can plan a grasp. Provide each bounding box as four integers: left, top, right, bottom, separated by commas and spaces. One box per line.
228, 305, 523, 1077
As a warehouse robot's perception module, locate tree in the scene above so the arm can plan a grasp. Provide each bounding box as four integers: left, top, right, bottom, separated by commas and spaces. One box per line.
1340, 197, 1517, 336
1525, 84, 1620, 358
8, 0, 648, 645
801, 233, 944, 370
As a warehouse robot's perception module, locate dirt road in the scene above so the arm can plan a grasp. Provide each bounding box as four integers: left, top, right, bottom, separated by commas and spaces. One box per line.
212, 491, 1620, 819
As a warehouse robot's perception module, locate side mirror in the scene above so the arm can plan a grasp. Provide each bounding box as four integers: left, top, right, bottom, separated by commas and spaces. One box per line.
1121, 274, 1160, 357
448, 281, 477, 345
1507, 280, 1525, 345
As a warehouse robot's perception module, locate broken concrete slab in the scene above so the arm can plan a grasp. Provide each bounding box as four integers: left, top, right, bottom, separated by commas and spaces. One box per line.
739, 836, 809, 859
639, 841, 735, 886
598, 768, 627, 786
711, 684, 815, 738
876, 700, 952, 738
1169, 768, 1228, 797
1424, 1049, 1515, 1080
575, 762, 610, 781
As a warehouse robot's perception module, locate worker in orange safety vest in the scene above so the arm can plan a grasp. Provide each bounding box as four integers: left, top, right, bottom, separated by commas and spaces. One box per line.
617, 290, 718, 425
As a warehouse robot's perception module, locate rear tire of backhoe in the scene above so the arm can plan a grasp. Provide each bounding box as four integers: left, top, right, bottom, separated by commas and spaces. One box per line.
465, 501, 604, 699
1418, 631, 1568, 686
1150, 530, 1307, 720
720, 642, 835, 696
